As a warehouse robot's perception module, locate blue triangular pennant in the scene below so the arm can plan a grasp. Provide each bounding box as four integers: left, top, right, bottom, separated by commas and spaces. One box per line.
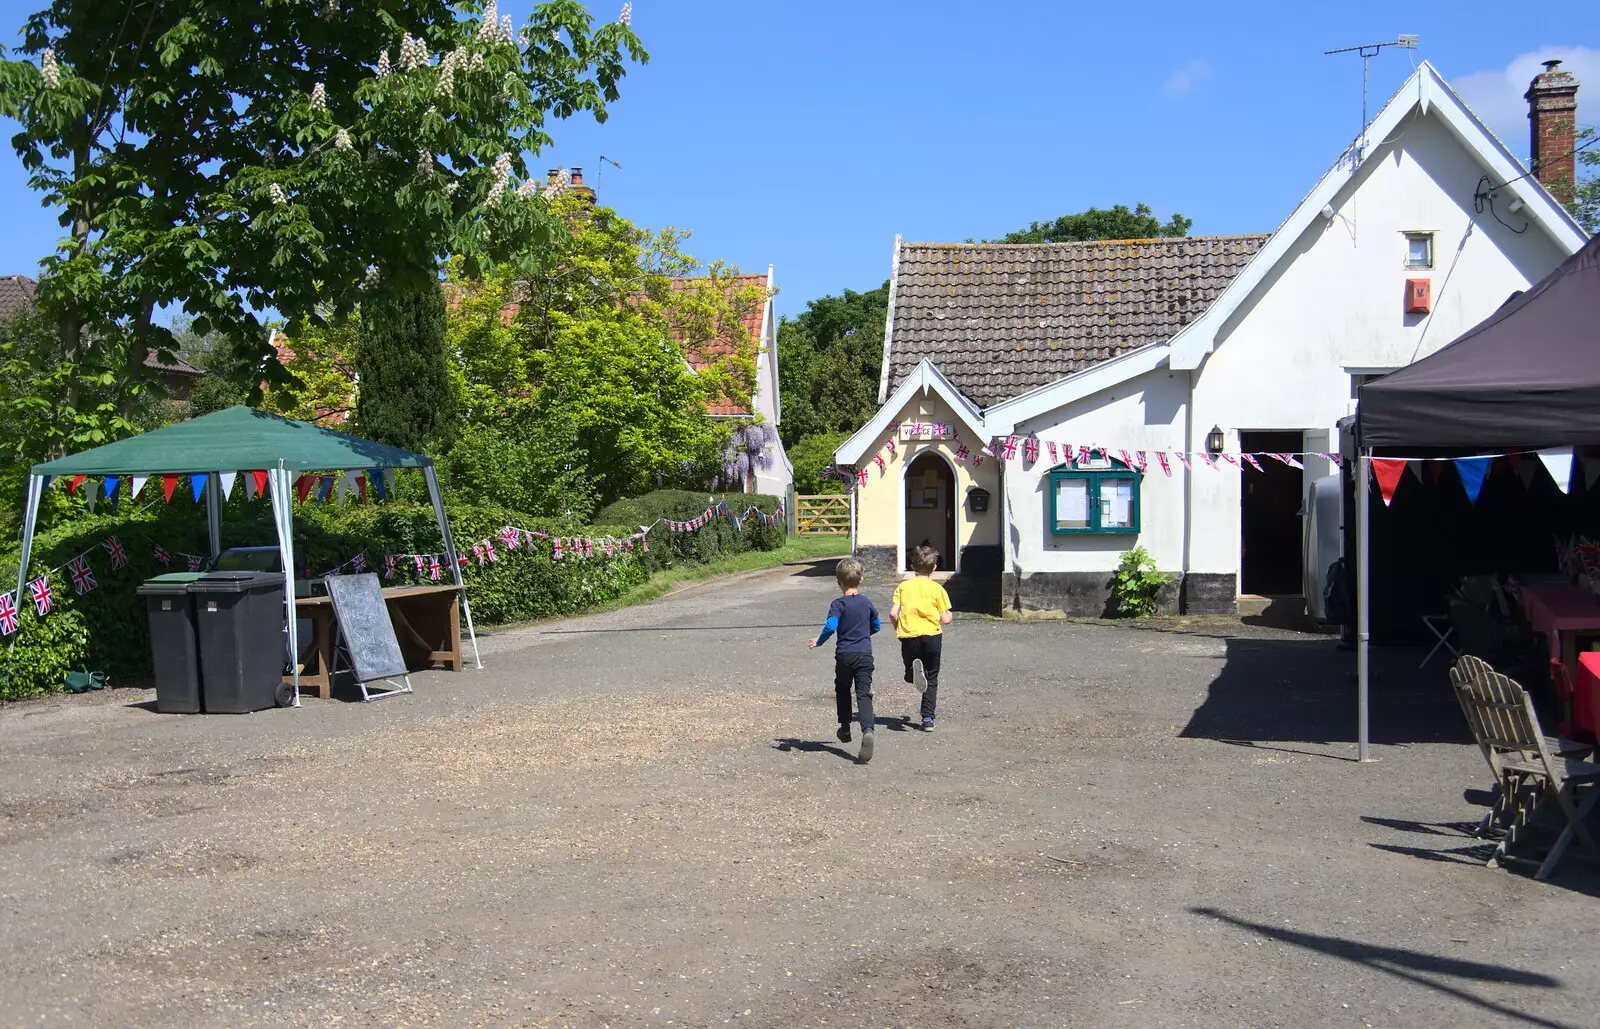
104, 476, 118, 498
191, 473, 207, 502
368, 469, 387, 500
1454, 457, 1492, 504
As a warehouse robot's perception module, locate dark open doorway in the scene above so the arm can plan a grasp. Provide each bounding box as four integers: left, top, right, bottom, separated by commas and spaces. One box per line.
1240, 430, 1305, 596
904, 452, 956, 571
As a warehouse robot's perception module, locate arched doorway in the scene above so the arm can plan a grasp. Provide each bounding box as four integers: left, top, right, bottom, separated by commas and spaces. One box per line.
904, 451, 956, 571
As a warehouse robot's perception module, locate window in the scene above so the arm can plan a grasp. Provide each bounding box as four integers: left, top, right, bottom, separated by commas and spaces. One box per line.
1404, 233, 1433, 269
1049, 458, 1140, 535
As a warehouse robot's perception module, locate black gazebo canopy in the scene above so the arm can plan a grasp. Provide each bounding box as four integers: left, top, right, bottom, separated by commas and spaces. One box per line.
1360, 233, 1600, 449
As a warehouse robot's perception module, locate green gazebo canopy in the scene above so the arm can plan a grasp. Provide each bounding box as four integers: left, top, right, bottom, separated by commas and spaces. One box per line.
31, 406, 431, 477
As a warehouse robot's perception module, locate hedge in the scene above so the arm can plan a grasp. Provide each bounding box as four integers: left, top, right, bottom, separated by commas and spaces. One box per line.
0, 488, 783, 700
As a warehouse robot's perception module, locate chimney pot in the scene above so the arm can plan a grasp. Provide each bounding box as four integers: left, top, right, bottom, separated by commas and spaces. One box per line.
570, 167, 583, 185
1525, 58, 1580, 205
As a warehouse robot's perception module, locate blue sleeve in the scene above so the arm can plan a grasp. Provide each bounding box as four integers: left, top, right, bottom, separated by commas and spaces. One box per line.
816, 598, 843, 644
869, 599, 882, 634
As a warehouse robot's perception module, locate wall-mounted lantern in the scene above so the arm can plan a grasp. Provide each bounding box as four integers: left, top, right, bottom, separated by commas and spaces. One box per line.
967, 486, 991, 513
1206, 425, 1225, 456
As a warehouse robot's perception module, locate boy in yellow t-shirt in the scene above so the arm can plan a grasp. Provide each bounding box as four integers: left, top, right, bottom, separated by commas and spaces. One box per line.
889, 545, 953, 731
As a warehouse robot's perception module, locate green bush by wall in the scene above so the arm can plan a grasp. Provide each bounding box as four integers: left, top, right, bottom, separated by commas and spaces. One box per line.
0, 488, 783, 701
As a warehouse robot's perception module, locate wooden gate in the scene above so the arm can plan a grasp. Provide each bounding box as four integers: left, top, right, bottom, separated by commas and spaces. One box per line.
794, 494, 849, 535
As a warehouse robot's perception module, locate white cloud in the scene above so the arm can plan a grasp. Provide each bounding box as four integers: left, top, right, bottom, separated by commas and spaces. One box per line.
1451, 47, 1600, 158
1163, 60, 1211, 99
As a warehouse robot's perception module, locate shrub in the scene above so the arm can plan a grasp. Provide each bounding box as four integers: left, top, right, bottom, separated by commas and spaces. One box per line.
0, 604, 90, 701
1111, 546, 1170, 618
596, 489, 785, 573
787, 432, 849, 495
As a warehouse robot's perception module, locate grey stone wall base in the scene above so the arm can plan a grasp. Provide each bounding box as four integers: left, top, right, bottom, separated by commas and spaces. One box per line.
1004, 570, 1236, 618
854, 545, 897, 579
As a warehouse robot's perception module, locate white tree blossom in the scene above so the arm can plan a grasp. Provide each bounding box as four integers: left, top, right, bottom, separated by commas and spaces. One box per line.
443, 180, 459, 197
40, 48, 60, 89
619, 2, 633, 25
376, 50, 391, 77
416, 150, 434, 182
363, 264, 381, 289
268, 183, 287, 205
334, 127, 352, 150
399, 33, 430, 71
471, 52, 485, 72
310, 82, 327, 111
517, 177, 536, 198
485, 153, 512, 206
479, 2, 501, 41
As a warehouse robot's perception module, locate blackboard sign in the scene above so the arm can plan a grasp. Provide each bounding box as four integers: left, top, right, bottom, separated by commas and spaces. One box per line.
324, 573, 408, 685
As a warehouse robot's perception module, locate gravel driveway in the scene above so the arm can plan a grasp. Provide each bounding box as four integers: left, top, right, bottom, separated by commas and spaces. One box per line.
1, 561, 1596, 1028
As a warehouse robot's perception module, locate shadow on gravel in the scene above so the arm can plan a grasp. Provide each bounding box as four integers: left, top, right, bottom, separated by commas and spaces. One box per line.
1180, 638, 1469, 749
1362, 816, 1600, 898
772, 738, 855, 762
789, 558, 843, 578
1192, 907, 1579, 1029
543, 623, 817, 635
873, 715, 917, 732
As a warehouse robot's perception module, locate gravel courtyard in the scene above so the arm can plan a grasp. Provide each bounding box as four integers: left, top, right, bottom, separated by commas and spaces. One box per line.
1, 561, 1596, 1028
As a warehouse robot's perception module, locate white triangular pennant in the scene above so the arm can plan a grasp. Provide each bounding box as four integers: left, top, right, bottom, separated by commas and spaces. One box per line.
85, 483, 98, 513
131, 475, 148, 498
1537, 447, 1574, 494
244, 472, 258, 501
218, 471, 237, 500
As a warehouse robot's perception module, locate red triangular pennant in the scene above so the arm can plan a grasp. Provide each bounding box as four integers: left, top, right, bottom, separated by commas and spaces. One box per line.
295, 475, 314, 502
161, 474, 179, 503
251, 470, 269, 497
67, 475, 85, 495
1372, 459, 1408, 507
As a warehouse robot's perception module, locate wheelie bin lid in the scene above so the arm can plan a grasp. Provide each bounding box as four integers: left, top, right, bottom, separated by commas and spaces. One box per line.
186, 571, 285, 593
137, 573, 207, 595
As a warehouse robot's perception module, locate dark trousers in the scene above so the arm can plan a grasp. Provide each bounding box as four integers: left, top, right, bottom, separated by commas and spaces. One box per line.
901, 634, 943, 720
834, 652, 875, 732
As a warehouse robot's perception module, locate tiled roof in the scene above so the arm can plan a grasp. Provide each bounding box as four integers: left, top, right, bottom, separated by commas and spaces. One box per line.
667, 273, 769, 417
144, 349, 202, 376
886, 235, 1268, 408
0, 274, 37, 322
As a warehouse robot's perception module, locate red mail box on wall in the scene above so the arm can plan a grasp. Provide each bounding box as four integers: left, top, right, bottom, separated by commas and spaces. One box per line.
1405, 277, 1431, 313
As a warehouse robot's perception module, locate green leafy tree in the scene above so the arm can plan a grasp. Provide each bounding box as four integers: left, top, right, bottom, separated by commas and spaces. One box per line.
356, 273, 456, 451
0, 0, 644, 455
776, 282, 888, 448
787, 431, 849, 495
1566, 127, 1598, 235
264, 318, 360, 425
994, 203, 1192, 244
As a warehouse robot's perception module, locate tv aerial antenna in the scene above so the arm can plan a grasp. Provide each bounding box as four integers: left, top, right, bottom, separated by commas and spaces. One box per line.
598, 154, 622, 189
1325, 35, 1418, 165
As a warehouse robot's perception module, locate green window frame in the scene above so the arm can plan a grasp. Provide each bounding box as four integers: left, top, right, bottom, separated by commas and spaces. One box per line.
1048, 460, 1140, 535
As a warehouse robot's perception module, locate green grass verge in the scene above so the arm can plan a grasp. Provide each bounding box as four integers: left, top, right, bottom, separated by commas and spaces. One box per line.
483, 534, 850, 633
605, 534, 849, 609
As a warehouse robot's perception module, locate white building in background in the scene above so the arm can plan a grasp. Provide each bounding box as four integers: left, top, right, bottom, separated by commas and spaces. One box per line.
837, 60, 1587, 614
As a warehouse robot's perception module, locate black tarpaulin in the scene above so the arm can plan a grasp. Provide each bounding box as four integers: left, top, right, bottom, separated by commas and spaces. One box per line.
1360, 233, 1600, 448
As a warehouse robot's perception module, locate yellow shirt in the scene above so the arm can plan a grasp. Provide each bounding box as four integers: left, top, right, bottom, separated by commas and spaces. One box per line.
892, 576, 950, 638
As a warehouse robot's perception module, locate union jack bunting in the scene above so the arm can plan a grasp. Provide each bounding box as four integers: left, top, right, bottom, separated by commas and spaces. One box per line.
1001, 437, 1018, 460
29, 576, 51, 617
1218, 453, 1239, 467
1174, 451, 1192, 470
553, 539, 565, 560
856, 469, 869, 485
473, 544, 485, 565
1024, 437, 1040, 462
385, 555, 397, 580
955, 444, 970, 463
1268, 453, 1306, 469
1323, 452, 1343, 467
457, 553, 469, 568
1077, 446, 1091, 465
1134, 451, 1149, 472
185, 554, 203, 572
68, 555, 97, 595
1156, 452, 1172, 477
429, 556, 442, 582
1119, 450, 1135, 470
101, 536, 128, 569
0, 591, 17, 635
414, 555, 425, 576
153, 544, 171, 566
1046, 442, 1058, 463
350, 552, 366, 573
501, 527, 521, 548
885, 438, 897, 453
1242, 453, 1264, 472
484, 539, 498, 563
873, 454, 886, 471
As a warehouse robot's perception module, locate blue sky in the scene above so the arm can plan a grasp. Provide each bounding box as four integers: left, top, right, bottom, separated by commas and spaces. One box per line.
0, 1, 1594, 319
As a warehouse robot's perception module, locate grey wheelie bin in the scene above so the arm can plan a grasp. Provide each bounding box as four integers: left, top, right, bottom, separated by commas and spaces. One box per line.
136, 572, 206, 713
187, 571, 292, 713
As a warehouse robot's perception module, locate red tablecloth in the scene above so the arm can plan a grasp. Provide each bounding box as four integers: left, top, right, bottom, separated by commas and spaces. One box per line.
1521, 584, 1600, 639
1573, 652, 1600, 743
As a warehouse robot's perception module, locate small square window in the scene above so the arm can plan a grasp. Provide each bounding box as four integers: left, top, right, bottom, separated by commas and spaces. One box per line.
1405, 233, 1433, 269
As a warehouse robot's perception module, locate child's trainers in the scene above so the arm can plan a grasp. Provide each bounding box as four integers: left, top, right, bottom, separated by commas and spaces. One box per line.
837, 724, 852, 743
911, 659, 927, 693
857, 731, 875, 764
921, 717, 935, 732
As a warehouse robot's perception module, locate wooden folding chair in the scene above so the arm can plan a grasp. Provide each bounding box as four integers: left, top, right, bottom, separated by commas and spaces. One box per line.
1450, 655, 1600, 880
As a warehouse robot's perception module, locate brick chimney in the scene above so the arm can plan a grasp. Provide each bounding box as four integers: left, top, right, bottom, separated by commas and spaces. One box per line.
567, 165, 597, 205
1526, 59, 1580, 204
